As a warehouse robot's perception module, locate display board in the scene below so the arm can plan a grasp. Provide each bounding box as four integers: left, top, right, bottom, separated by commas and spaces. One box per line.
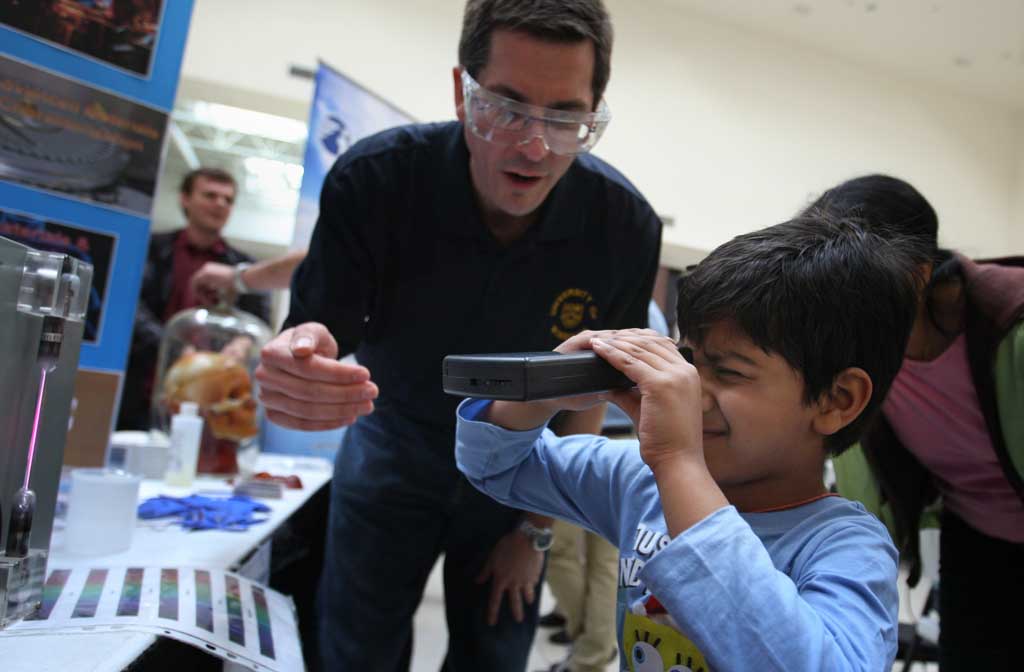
0, 0, 195, 463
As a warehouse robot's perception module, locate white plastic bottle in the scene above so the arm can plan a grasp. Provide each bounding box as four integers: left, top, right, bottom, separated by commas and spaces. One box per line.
165, 402, 204, 487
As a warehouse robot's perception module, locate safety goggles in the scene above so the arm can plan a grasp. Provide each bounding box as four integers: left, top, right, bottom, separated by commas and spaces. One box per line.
460, 69, 611, 156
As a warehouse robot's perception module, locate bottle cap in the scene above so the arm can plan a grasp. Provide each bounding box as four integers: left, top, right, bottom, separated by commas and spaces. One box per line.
180, 401, 199, 416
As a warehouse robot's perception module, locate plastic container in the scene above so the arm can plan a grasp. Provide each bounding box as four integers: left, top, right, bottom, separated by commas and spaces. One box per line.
107, 430, 170, 479
151, 301, 271, 475
64, 468, 142, 556
165, 402, 204, 487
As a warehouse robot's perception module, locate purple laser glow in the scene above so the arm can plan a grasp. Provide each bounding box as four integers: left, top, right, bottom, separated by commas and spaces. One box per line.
25, 367, 47, 489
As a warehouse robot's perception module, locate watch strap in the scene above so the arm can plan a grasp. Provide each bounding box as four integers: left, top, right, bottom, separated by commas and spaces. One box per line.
518, 519, 553, 551
233, 262, 253, 293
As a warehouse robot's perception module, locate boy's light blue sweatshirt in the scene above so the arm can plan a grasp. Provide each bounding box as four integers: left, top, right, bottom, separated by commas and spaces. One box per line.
455, 399, 898, 672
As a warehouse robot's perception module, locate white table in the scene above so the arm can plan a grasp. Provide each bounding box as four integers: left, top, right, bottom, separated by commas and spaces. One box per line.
0, 453, 332, 671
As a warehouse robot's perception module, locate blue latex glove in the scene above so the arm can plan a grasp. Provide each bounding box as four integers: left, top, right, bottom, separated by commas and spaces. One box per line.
138, 495, 270, 531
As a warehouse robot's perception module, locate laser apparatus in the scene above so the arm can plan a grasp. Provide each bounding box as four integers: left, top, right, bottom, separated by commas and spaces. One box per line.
0, 236, 91, 627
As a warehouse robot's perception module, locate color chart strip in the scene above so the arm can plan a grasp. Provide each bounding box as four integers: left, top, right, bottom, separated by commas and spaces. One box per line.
225, 575, 245, 646
71, 568, 108, 618
116, 567, 145, 616
159, 568, 179, 620
27, 569, 71, 620
252, 585, 276, 659
194, 569, 214, 632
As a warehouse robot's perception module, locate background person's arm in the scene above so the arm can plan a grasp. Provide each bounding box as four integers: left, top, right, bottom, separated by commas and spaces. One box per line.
191, 248, 307, 300
240, 249, 307, 291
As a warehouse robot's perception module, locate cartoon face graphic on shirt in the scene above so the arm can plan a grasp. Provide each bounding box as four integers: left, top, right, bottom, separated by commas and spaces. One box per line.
624, 610, 710, 672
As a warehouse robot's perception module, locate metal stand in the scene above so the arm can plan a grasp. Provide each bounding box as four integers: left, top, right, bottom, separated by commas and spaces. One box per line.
0, 550, 48, 627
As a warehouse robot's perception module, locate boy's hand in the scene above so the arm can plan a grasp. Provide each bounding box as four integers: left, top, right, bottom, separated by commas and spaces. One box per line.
592, 330, 728, 536
587, 330, 705, 471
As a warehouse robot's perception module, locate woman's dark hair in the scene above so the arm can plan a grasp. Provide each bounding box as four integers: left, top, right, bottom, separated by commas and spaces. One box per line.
458, 0, 613, 107
806, 174, 960, 336
676, 215, 924, 454
809, 174, 938, 257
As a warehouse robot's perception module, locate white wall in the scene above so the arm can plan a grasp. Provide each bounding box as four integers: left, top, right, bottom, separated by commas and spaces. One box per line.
180, 0, 1022, 258
604, 0, 1020, 258
181, 0, 462, 122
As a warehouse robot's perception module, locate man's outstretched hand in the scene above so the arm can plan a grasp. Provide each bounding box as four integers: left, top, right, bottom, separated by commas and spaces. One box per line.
256, 322, 378, 431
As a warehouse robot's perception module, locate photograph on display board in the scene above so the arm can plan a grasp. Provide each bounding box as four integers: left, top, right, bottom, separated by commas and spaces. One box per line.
0, 208, 114, 344
0, 54, 168, 216
0, 0, 165, 78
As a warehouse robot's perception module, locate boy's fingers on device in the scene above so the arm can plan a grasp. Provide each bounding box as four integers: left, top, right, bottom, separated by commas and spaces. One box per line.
560, 328, 613, 353
619, 327, 661, 338
615, 334, 682, 365
593, 337, 668, 374
591, 339, 648, 377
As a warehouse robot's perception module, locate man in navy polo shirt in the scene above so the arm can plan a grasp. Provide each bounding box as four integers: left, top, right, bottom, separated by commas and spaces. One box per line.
256, 1, 661, 670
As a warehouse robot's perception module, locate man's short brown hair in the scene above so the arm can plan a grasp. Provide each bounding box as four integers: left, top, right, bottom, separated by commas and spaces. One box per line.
458, 0, 613, 107
180, 167, 237, 196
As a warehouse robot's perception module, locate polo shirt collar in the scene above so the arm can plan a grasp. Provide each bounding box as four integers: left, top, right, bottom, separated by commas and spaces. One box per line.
436, 123, 585, 243
176, 228, 227, 256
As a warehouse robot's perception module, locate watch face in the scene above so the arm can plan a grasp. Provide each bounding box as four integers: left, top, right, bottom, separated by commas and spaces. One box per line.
534, 532, 554, 551
519, 521, 554, 551
530, 528, 553, 551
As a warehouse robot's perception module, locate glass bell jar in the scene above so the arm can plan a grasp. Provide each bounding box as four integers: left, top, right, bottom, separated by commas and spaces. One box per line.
151, 300, 272, 475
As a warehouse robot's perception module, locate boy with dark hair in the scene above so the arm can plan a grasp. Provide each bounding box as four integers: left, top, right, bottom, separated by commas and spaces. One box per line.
456, 216, 921, 670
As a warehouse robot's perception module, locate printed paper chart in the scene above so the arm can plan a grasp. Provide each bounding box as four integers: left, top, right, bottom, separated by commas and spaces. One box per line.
0, 566, 303, 672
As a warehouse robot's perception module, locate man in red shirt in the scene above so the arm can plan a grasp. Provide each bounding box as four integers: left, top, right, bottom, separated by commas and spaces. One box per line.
118, 168, 270, 430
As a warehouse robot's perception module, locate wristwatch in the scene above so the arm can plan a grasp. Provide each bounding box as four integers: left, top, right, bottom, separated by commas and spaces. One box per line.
232, 262, 253, 293
517, 519, 554, 552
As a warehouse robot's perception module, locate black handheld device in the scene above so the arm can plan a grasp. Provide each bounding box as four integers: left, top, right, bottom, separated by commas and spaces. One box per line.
442, 351, 633, 401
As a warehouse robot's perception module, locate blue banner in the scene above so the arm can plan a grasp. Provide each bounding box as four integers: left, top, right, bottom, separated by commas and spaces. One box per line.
292, 61, 414, 248
264, 62, 414, 461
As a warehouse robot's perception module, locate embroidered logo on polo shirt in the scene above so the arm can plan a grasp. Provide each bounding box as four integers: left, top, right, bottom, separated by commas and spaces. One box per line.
549, 288, 599, 341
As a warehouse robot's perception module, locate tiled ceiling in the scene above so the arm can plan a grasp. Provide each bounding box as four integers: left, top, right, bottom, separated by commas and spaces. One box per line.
660, 0, 1024, 110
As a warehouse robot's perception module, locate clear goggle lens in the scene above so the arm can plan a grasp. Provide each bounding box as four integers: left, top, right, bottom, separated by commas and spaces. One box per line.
461, 69, 611, 156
